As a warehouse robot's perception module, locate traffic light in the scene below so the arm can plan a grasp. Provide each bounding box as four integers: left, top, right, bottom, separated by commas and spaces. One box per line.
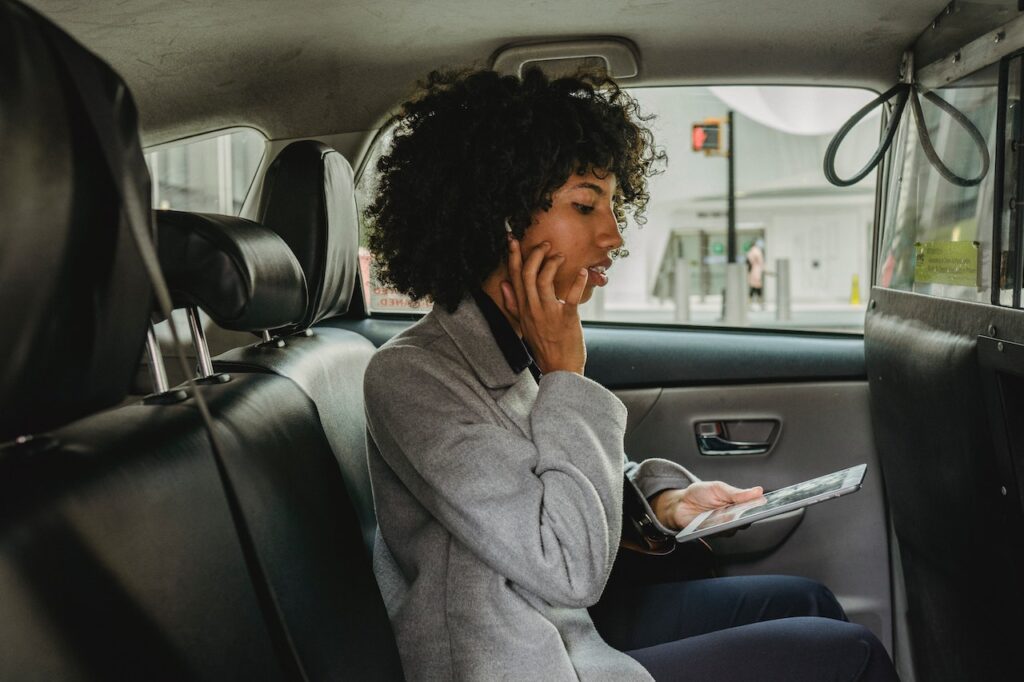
692, 118, 725, 156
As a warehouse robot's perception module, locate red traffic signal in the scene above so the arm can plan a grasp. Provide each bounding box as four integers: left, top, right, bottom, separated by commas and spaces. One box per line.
692, 122, 721, 152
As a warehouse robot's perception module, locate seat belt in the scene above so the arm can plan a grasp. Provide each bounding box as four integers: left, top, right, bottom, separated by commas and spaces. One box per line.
38, 19, 309, 682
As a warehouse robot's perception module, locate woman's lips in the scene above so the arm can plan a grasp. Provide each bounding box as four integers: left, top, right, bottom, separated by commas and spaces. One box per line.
587, 263, 609, 287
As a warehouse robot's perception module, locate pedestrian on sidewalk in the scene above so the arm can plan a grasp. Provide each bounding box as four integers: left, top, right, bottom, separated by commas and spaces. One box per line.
746, 239, 765, 309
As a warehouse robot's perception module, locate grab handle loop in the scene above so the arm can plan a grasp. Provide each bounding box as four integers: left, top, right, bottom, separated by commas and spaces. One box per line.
824, 83, 909, 187
824, 82, 991, 188
909, 88, 990, 187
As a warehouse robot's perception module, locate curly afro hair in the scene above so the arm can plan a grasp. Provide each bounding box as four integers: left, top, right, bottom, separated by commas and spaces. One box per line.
365, 67, 664, 311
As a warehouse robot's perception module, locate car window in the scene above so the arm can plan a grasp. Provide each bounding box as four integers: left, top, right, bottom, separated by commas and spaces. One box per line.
356, 85, 881, 332
144, 127, 266, 215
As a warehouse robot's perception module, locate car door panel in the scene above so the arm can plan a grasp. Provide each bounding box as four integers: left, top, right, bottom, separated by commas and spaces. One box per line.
618, 381, 890, 648
582, 324, 890, 650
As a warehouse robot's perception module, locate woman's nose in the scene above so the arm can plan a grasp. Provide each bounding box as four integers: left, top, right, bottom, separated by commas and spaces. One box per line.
597, 213, 624, 250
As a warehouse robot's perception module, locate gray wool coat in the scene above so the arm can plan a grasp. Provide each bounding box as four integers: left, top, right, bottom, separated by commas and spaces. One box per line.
364, 297, 696, 681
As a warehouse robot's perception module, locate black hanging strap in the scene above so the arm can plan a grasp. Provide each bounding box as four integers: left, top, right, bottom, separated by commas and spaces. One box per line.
909, 87, 991, 187
824, 81, 991, 188
824, 83, 910, 187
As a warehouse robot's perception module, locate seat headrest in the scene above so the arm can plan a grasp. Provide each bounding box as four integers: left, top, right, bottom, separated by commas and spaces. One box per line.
156, 211, 308, 332
257, 140, 360, 330
0, 0, 153, 442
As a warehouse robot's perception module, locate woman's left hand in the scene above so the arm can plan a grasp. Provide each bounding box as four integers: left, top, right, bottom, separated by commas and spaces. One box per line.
649, 481, 764, 531
499, 237, 589, 375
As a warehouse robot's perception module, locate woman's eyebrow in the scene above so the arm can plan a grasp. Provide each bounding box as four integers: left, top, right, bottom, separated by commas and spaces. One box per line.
571, 182, 605, 195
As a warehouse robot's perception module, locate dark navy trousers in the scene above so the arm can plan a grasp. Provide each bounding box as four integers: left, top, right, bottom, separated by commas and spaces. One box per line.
589, 575, 899, 681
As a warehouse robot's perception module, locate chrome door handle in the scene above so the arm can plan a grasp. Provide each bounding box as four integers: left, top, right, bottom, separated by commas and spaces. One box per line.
695, 420, 776, 456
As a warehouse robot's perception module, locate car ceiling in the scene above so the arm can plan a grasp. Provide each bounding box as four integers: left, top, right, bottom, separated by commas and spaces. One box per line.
27, 0, 959, 147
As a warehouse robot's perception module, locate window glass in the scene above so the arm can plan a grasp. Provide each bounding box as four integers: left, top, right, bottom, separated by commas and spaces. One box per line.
356, 86, 881, 332
877, 64, 999, 303
586, 86, 878, 332
144, 128, 265, 215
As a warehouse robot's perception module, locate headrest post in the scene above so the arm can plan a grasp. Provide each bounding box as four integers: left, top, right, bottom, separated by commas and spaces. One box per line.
145, 322, 170, 394
186, 305, 215, 378
261, 330, 272, 343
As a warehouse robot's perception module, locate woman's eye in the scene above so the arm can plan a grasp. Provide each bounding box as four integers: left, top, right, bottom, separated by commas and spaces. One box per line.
574, 203, 594, 215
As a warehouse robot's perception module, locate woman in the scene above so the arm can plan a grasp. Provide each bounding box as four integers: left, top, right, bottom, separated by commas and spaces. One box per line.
747, 238, 765, 308
363, 68, 897, 681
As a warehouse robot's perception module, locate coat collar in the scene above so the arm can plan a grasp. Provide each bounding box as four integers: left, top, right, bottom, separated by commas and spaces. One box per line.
431, 296, 538, 438
431, 296, 520, 390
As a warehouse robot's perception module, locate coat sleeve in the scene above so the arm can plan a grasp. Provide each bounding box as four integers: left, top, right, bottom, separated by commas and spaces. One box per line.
622, 456, 701, 537
364, 345, 625, 608
624, 456, 700, 499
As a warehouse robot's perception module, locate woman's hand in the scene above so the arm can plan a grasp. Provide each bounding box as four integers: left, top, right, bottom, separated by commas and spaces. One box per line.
500, 238, 589, 375
649, 481, 765, 531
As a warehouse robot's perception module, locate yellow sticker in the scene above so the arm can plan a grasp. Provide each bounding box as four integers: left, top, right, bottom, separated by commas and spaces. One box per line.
914, 241, 980, 287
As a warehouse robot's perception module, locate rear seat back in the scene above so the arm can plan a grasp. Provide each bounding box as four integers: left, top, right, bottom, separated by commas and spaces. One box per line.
157, 211, 403, 678
192, 372, 403, 680
1, 3, 402, 679
2, 396, 291, 681
194, 141, 380, 555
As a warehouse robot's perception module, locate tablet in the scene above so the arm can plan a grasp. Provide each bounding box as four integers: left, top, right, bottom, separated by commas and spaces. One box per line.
675, 463, 867, 543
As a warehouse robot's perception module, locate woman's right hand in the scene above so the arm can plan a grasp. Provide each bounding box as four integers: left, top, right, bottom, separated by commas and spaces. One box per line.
500, 237, 589, 375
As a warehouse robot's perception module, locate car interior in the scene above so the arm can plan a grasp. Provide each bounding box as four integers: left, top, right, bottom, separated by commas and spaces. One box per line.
2, 0, 1023, 680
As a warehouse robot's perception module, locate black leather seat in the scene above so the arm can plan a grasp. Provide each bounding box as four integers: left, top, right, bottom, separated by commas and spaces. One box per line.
0, 3, 286, 678
1, 3, 403, 679
200, 141, 381, 556
155, 209, 403, 680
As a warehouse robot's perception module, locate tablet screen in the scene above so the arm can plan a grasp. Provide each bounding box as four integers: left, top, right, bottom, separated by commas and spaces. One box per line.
677, 464, 866, 541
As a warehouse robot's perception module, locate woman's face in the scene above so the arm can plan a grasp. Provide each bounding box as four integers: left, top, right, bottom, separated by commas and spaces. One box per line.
518, 169, 624, 304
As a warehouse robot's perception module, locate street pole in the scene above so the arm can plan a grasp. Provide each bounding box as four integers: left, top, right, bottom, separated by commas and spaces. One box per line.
722, 110, 746, 325
673, 237, 690, 323
776, 259, 791, 321
727, 110, 736, 264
